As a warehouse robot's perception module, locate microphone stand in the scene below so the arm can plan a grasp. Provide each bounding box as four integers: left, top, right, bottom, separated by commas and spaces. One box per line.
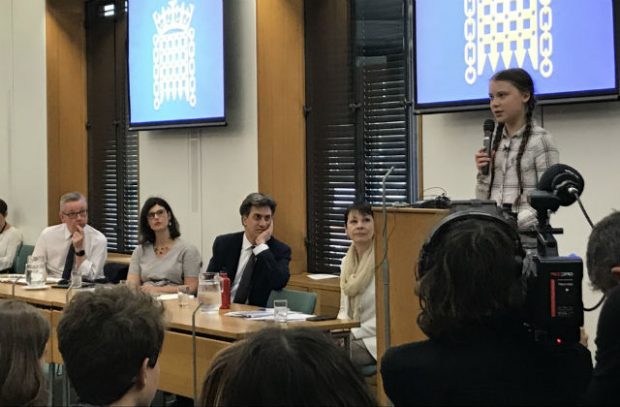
11, 274, 24, 297
381, 166, 395, 350
191, 300, 202, 403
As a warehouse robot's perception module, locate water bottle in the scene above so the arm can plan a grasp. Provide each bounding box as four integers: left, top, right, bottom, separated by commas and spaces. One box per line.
220, 271, 231, 309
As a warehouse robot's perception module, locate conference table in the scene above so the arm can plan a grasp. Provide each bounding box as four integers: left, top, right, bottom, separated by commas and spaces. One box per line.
0, 282, 359, 399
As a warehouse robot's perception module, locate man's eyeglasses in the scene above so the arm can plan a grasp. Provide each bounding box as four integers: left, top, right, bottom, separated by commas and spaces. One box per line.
63, 209, 88, 219
147, 209, 166, 219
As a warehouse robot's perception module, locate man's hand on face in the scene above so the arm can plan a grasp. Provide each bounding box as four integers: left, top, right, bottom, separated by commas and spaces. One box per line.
72, 224, 85, 251
255, 220, 273, 246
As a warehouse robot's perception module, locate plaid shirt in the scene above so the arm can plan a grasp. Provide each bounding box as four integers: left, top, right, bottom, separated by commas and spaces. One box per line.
476, 124, 559, 229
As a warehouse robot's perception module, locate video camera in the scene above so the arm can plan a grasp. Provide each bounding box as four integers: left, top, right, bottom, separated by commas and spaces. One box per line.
522, 164, 586, 344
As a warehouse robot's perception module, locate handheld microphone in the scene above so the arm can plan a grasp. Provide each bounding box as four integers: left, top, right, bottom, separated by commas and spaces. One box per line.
481, 119, 495, 175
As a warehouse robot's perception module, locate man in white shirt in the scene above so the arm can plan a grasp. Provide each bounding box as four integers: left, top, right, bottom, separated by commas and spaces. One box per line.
33, 191, 107, 280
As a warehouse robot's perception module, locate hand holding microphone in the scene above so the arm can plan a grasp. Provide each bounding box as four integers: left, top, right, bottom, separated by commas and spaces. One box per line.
477, 119, 496, 175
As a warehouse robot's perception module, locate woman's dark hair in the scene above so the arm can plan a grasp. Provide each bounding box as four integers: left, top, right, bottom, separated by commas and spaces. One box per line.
488, 68, 537, 206
138, 196, 180, 244
200, 327, 376, 406
416, 217, 525, 340
0, 300, 50, 406
587, 211, 620, 294
0, 199, 7, 216
344, 201, 373, 225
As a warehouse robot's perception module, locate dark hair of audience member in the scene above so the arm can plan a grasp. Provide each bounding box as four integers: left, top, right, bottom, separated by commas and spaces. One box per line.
200, 327, 376, 406
138, 196, 181, 244
416, 218, 525, 340
343, 201, 373, 224
0, 300, 50, 407
587, 211, 620, 294
57, 286, 165, 405
238, 192, 277, 217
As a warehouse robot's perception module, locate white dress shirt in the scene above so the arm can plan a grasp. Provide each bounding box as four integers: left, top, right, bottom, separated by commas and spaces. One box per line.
0, 226, 23, 271
230, 234, 268, 301
33, 223, 107, 280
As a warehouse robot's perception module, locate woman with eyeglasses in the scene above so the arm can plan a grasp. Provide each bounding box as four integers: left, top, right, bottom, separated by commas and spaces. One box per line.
0, 198, 23, 273
127, 197, 201, 294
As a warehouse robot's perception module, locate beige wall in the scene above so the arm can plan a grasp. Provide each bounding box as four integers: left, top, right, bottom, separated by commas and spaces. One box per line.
0, 0, 48, 243
139, 0, 259, 261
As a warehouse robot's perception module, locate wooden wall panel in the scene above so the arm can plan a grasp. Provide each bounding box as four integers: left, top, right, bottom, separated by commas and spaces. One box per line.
256, 0, 306, 274
45, 0, 87, 224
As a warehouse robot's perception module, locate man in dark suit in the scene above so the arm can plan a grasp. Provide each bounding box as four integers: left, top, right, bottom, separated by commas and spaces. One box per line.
207, 192, 291, 307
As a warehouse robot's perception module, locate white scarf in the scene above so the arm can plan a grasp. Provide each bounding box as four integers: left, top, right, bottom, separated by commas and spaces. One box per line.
340, 241, 375, 320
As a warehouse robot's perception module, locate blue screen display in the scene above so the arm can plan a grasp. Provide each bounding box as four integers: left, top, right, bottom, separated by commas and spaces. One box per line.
128, 0, 225, 128
415, 0, 618, 111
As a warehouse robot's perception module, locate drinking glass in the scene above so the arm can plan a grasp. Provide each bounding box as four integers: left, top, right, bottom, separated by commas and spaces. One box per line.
177, 285, 190, 307
71, 270, 82, 288
273, 299, 288, 323
198, 272, 221, 313
25, 256, 47, 287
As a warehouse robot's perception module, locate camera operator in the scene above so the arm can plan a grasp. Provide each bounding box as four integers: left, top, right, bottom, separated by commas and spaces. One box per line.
584, 212, 620, 405
381, 212, 592, 406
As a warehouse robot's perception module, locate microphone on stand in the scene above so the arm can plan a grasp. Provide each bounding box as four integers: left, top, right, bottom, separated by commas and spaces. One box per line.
381, 166, 395, 349
481, 119, 495, 175
191, 296, 203, 402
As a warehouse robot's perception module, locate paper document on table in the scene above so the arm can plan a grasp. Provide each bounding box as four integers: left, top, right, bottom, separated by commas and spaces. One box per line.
225, 309, 315, 321
157, 293, 195, 301
0, 275, 61, 284
307, 273, 339, 280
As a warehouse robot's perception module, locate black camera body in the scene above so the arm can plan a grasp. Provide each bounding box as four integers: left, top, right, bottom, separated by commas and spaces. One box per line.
523, 189, 584, 344
524, 254, 583, 344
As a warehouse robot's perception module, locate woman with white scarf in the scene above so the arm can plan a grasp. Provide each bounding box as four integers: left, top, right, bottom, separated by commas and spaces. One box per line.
337, 202, 377, 367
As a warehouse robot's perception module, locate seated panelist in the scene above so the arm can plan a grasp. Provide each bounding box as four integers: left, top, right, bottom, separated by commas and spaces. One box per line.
0, 198, 23, 272
207, 192, 291, 307
127, 197, 201, 294
337, 202, 377, 367
33, 191, 107, 280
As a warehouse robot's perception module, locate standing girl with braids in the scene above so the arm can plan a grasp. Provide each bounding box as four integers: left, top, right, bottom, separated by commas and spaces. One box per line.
474, 68, 559, 229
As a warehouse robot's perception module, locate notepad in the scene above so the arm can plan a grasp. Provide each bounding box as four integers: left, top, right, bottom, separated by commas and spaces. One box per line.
307, 273, 339, 280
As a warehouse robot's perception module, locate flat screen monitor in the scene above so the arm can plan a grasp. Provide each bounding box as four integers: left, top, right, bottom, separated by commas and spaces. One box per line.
414, 0, 619, 113
128, 0, 225, 129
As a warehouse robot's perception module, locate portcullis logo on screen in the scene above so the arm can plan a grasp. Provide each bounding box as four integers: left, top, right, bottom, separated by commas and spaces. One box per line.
152, 0, 197, 110
464, 0, 554, 85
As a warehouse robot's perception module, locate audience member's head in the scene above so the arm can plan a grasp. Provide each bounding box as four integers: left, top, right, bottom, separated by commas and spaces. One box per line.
200, 327, 376, 406
58, 286, 165, 406
0, 300, 50, 406
416, 212, 525, 339
587, 211, 620, 294
59, 191, 89, 233
138, 196, 180, 244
